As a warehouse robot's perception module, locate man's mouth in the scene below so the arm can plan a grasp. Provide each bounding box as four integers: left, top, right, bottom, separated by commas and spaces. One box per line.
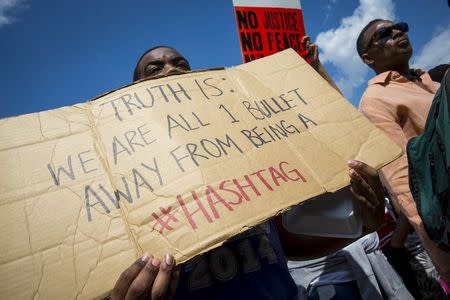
397, 38, 410, 48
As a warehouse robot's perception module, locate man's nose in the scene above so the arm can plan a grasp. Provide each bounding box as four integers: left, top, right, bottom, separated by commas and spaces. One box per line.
162, 64, 187, 76
392, 28, 405, 40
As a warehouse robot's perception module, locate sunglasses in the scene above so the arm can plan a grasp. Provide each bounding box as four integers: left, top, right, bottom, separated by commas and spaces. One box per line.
364, 22, 409, 53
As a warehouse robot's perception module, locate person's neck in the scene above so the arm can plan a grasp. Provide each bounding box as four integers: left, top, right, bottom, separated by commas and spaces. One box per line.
376, 63, 410, 77
392, 64, 410, 77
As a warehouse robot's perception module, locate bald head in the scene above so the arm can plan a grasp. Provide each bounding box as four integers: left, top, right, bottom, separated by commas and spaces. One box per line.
133, 46, 190, 81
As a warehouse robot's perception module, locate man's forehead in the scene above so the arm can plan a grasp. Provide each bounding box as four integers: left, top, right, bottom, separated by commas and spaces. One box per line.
142, 47, 183, 63
364, 20, 394, 39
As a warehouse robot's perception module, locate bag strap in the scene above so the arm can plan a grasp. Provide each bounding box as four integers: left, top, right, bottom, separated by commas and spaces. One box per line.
444, 68, 450, 115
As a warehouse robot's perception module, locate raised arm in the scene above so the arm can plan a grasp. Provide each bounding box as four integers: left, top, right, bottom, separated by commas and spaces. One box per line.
302, 36, 343, 95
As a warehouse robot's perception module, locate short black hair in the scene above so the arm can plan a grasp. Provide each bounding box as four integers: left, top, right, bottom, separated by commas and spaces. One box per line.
133, 45, 177, 82
356, 19, 385, 58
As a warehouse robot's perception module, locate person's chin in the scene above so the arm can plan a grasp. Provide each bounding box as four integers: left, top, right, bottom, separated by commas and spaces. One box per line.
397, 37, 410, 49
396, 47, 412, 61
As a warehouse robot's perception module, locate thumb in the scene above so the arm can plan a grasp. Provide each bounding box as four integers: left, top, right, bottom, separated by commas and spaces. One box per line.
347, 160, 378, 180
301, 35, 311, 49
310, 43, 319, 60
347, 160, 383, 200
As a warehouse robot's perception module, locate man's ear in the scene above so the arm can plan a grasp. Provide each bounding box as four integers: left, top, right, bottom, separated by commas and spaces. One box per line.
362, 53, 375, 67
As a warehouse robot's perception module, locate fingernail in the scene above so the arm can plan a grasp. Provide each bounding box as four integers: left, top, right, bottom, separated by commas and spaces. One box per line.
141, 252, 149, 262
349, 169, 357, 177
348, 160, 357, 167
165, 253, 174, 266
152, 258, 160, 267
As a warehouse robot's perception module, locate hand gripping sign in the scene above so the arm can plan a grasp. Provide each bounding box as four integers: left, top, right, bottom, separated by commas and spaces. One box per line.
233, 0, 308, 62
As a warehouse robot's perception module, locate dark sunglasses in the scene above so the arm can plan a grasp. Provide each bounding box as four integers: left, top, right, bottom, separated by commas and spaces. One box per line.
364, 22, 409, 53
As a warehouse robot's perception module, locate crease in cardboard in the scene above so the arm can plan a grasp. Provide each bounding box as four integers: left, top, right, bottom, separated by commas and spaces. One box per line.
23, 200, 33, 255
227, 66, 328, 192
36, 113, 46, 139
353, 127, 403, 168
75, 242, 104, 300
0, 109, 90, 153
32, 261, 45, 300
71, 206, 81, 294
145, 227, 186, 259
85, 101, 141, 259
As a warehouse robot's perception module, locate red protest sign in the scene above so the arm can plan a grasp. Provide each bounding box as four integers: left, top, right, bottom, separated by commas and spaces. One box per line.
233, 0, 308, 63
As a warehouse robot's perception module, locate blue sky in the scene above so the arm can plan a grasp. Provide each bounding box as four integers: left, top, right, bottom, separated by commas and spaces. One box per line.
0, 0, 449, 118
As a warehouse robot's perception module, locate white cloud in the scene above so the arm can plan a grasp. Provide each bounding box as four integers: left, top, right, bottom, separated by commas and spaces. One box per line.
0, 0, 25, 27
411, 28, 450, 70
316, 0, 395, 98
323, 0, 337, 24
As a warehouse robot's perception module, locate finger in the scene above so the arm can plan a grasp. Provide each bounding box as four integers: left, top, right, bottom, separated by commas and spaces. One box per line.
301, 35, 311, 49
349, 169, 377, 209
348, 160, 384, 205
350, 185, 375, 211
310, 44, 318, 60
125, 255, 159, 300
166, 268, 180, 300
347, 160, 378, 183
349, 168, 376, 202
151, 254, 175, 299
111, 254, 149, 300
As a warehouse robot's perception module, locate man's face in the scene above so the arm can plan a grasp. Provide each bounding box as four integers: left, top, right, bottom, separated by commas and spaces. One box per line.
362, 21, 412, 71
135, 47, 190, 80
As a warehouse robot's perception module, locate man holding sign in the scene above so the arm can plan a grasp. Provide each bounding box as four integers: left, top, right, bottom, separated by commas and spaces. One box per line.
109, 45, 387, 300
0, 0, 409, 297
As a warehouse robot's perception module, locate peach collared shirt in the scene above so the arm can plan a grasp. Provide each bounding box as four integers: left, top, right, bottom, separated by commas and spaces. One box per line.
359, 70, 450, 280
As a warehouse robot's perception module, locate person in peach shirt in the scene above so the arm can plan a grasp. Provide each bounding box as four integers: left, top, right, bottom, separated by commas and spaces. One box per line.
356, 19, 450, 286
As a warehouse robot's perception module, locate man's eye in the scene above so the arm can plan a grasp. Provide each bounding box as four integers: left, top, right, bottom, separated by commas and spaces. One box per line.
177, 62, 189, 70
146, 66, 161, 75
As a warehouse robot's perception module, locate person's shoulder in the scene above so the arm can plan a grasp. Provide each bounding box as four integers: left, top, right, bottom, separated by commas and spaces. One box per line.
359, 75, 397, 116
361, 71, 392, 98
359, 85, 387, 112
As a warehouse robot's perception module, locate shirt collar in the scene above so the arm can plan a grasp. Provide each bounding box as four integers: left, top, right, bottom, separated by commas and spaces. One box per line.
368, 69, 424, 86
368, 71, 393, 86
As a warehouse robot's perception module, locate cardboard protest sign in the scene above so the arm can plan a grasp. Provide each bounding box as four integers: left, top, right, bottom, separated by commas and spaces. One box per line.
233, 0, 308, 62
0, 49, 401, 299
